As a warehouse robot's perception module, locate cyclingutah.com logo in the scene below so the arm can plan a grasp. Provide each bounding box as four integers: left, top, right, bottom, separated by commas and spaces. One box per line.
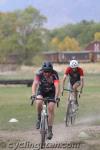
7, 141, 81, 150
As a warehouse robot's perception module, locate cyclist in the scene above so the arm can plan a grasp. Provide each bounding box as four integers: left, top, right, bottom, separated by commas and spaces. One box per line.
31, 61, 60, 140
62, 59, 84, 106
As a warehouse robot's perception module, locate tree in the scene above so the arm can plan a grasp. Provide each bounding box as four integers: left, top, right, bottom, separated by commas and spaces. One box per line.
50, 36, 80, 51
0, 6, 47, 64
50, 37, 60, 50
94, 32, 100, 41
14, 6, 47, 64
49, 20, 100, 49
59, 36, 80, 51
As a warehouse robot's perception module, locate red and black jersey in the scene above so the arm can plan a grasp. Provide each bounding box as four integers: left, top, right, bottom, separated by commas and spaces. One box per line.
34, 69, 59, 93
65, 67, 84, 85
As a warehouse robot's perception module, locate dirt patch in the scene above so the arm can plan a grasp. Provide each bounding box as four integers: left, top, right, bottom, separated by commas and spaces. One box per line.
0, 124, 100, 150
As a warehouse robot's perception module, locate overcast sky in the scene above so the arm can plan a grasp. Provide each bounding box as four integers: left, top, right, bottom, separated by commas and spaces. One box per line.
0, 0, 100, 29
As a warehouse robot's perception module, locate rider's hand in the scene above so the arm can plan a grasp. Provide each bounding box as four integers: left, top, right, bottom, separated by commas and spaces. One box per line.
55, 97, 60, 108
30, 95, 36, 105
56, 97, 60, 101
31, 95, 36, 100
55, 97, 60, 102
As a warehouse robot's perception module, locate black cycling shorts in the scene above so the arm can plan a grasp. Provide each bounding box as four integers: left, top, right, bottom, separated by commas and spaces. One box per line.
36, 90, 55, 103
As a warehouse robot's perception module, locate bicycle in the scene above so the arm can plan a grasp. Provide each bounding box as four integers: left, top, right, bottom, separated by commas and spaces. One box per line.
31, 96, 60, 149
62, 89, 80, 127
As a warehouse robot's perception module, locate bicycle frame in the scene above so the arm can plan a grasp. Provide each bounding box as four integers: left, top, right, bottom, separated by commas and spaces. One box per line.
34, 97, 48, 148
63, 89, 80, 126
35, 97, 53, 149
31, 96, 59, 148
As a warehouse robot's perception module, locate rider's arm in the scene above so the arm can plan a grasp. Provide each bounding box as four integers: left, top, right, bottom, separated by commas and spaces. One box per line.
80, 76, 84, 93
62, 67, 70, 91
62, 74, 67, 90
54, 80, 60, 99
79, 68, 84, 93
32, 75, 39, 95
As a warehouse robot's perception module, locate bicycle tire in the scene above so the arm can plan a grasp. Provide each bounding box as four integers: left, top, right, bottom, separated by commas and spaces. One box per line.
40, 116, 46, 149
71, 101, 77, 125
65, 101, 77, 126
65, 102, 72, 126
71, 112, 76, 125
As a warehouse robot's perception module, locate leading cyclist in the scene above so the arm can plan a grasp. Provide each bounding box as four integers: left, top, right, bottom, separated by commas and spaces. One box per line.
62, 59, 84, 106
31, 61, 60, 140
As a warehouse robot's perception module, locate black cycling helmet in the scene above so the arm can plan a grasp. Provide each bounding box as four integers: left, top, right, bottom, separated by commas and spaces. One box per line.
42, 61, 53, 71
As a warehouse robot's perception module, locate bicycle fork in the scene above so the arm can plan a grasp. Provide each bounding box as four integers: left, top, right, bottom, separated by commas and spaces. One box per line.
40, 105, 48, 134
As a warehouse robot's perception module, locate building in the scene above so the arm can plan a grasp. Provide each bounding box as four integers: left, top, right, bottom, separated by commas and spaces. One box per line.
85, 41, 100, 62
85, 41, 100, 52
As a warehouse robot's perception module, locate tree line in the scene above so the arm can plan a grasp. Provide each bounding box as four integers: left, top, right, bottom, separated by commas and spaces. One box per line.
49, 20, 100, 51
0, 6, 100, 65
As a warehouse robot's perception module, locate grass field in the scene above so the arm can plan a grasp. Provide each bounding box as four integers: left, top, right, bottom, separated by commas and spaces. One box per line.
0, 69, 100, 131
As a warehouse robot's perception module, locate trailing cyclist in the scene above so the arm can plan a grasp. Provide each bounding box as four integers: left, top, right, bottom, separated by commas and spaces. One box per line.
62, 59, 84, 107
31, 61, 60, 140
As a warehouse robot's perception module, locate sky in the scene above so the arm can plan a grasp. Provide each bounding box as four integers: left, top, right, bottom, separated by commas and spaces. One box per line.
0, 0, 100, 29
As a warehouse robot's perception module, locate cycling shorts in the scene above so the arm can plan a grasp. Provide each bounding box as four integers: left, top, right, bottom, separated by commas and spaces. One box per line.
36, 90, 55, 103
68, 81, 81, 90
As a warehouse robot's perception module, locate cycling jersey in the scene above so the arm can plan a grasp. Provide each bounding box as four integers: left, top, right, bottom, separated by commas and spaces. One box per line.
65, 67, 84, 86
34, 69, 59, 98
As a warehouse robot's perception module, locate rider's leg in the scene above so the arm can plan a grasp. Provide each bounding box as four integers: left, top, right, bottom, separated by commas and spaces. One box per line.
48, 102, 55, 126
73, 82, 80, 105
35, 95, 43, 129
47, 102, 55, 139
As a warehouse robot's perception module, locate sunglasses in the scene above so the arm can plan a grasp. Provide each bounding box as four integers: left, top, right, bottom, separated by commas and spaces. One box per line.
44, 70, 51, 73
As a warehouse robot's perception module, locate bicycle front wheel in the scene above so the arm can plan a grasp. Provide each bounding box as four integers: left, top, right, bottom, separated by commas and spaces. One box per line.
65, 102, 71, 126
65, 102, 77, 126
40, 115, 48, 149
40, 116, 46, 149
71, 112, 76, 125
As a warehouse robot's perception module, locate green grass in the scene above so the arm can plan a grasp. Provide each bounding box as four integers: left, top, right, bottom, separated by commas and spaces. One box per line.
0, 86, 36, 130
0, 74, 100, 131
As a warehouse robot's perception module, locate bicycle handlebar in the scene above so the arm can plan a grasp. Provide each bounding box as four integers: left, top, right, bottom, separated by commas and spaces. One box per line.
30, 96, 60, 107
64, 88, 79, 92
62, 88, 81, 97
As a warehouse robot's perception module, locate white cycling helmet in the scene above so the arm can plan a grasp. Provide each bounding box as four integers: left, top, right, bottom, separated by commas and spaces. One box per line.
69, 60, 79, 68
